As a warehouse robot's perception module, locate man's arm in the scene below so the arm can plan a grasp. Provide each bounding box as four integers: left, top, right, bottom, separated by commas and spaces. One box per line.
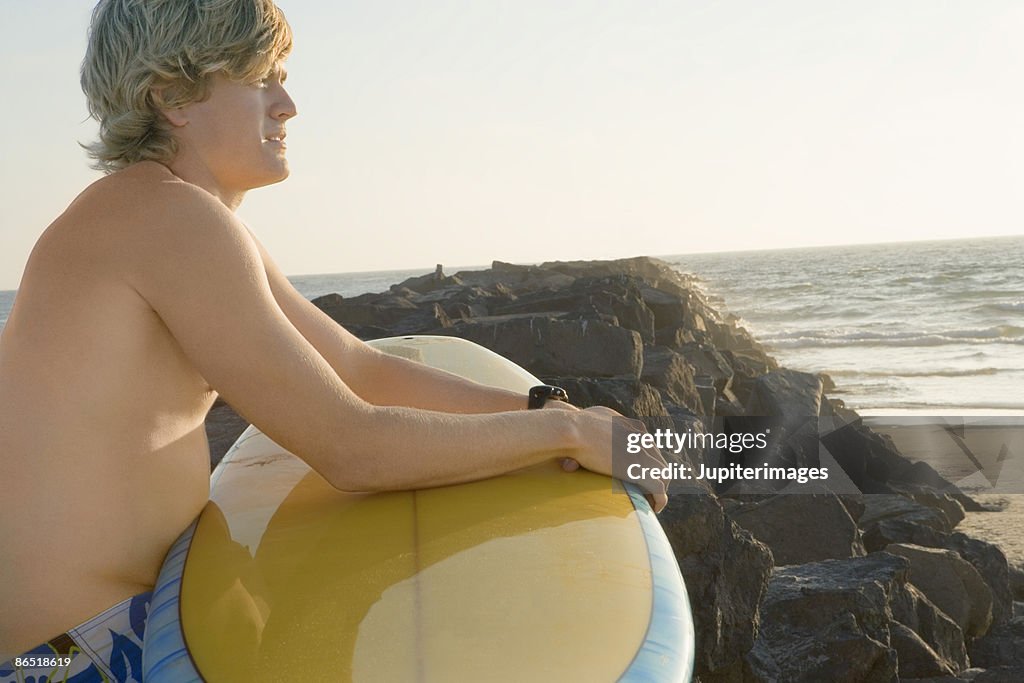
128, 185, 666, 506
247, 231, 568, 414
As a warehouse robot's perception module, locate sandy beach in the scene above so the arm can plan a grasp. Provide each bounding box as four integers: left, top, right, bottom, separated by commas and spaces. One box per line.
957, 495, 1024, 568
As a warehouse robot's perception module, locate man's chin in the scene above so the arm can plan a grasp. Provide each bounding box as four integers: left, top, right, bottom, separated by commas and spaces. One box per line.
271, 166, 290, 184
252, 165, 291, 189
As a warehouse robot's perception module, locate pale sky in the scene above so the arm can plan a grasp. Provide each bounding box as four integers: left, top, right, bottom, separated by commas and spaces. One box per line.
1, 1, 1022, 290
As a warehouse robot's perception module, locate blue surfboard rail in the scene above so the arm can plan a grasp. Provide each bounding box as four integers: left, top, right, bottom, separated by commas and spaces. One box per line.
618, 485, 696, 682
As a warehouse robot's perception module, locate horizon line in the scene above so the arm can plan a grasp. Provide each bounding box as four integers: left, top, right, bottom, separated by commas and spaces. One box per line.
1, 232, 1020, 293
278, 232, 1023, 281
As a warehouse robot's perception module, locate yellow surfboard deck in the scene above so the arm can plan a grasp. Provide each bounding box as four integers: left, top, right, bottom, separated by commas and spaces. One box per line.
143, 336, 693, 682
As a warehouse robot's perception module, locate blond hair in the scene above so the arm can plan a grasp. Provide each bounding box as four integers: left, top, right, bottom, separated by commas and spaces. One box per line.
81, 0, 292, 173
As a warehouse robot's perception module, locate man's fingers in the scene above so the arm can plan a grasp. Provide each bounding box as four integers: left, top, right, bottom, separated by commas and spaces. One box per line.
645, 492, 668, 513
643, 443, 669, 467
560, 457, 581, 472
634, 445, 669, 513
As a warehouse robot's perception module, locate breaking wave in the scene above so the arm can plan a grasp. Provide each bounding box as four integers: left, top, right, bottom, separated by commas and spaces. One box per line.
763, 326, 1024, 349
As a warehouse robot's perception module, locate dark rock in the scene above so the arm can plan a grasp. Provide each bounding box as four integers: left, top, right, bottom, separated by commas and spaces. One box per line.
540, 256, 693, 290
861, 495, 956, 536
415, 284, 497, 307
825, 397, 861, 422
310, 291, 343, 308
912, 494, 967, 530
725, 493, 866, 565
437, 315, 643, 378
942, 533, 1012, 627
887, 543, 993, 639
1009, 563, 1024, 600
719, 348, 778, 394
953, 494, 988, 513
313, 294, 452, 335
204, 398, 249, 468
821, 419, 961, 494
313, 292, 414, 326
891, 582, 968, 674
654, 325, 696, 349
390, 264, 464, 294
491, 260, 529, 272
840, 495, 867, 523
573, 276, 657, 343
973, 666, 1024, 683
641, 346, 702, 415
495, 276, 658, 343
747, 553, 909, 683
542, 377, 668, 418
745, 369, 824, 420
659, 494, 773, 682
400, 303, 453, 335
443, 301, 477, 321
711, 325, 753, 353
891, 621, 956, 678
864, 517, 951, 553
454, 263, 575, 291
720, 348, 774, 378
715, 390, 747, 418
676, 342, 734, 393
684, 309, 708, 335
693, 376, 717, 418
488, 289, 575, 315
342, 323, 393, 341
968, 616, 1024, 669
639, 286, 688, 329
739, 370, 825, 476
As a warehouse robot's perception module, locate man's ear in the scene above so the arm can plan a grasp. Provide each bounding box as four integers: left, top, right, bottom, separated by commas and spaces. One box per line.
161, 107, 190, 128
151, 88, 190, 128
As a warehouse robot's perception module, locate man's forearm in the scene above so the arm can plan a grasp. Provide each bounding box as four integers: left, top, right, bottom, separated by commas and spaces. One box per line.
319, 403, 582, 492
341, 349, 532, 413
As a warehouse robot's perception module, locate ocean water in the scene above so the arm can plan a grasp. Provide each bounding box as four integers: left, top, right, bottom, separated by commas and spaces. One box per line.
1, 236, 1021, 414
666, 235, 1023, 415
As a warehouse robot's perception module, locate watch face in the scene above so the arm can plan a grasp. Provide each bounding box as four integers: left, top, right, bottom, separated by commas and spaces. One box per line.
529, 385, 569, 408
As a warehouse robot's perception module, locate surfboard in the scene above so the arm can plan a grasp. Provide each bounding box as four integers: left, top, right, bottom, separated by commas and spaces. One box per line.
142, 335, 694, 682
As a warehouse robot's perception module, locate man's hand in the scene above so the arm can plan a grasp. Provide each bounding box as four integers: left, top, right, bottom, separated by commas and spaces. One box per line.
562, 406, 669, 513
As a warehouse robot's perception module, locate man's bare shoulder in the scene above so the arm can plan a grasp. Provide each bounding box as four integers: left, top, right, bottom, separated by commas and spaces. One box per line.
61, 162, 236, 240
34, 162, 252, 279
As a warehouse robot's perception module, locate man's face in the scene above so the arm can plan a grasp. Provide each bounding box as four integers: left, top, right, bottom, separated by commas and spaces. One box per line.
173, 64, 296, 199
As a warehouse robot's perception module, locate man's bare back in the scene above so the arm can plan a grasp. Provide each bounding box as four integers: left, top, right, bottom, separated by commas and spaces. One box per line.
0, 163, 217, 654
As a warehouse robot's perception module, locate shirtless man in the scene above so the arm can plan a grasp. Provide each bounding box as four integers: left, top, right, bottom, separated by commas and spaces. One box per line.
0, 0, 666, 674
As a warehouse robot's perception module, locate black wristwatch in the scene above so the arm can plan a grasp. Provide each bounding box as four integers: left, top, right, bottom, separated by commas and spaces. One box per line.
528, 385, 570, 409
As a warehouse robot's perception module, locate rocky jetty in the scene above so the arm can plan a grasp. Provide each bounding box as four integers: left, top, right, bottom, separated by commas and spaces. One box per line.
204, 256, 1019, 682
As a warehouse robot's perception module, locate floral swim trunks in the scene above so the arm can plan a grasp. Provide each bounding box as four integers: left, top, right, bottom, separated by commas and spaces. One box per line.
0, 591, 151, 683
